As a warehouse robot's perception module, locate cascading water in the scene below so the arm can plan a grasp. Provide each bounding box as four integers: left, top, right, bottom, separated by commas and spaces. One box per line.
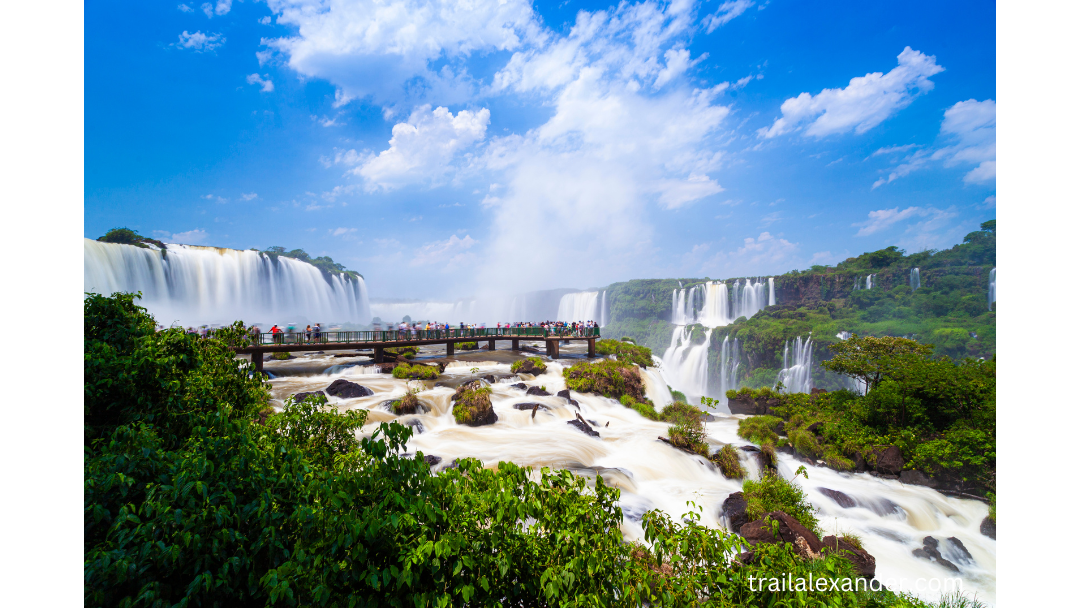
84, 239, 370, 326
731, 278, 769, 320
988, 268, 996, 311
768, 277, 775, 306
910, 268, 920, 291
865, 274, 876, 290
716, 336, 740, 405
600, 291, 608, 327
698, 282, 730, 326
557, 291, 601, 323
671, 284, 704, 325
660, 326, 713, 399
778, 335, 813, 394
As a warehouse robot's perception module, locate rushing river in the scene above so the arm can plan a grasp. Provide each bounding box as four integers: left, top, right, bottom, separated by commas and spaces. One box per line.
259, 345, 995, 605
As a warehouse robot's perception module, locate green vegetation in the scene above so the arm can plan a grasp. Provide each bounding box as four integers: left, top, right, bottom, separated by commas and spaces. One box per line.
391, 362, 440, 380
458, 341, 479, 350
595, 338, 654, 367
387, 346, 417, 359
451, 381, 494, 425
563, 359, 646, 402
667, 419, 709, 457
97, 227, 167, 249
511, 356, 548, 375
391, 390, 422, 415
85, 292, 962, 607
271, 351, 291, 360
262, 245, 363, 280
737, 414, 783, 446
713, 444, 747, 479
669, 386, 688, 403
743, 468, 821, 536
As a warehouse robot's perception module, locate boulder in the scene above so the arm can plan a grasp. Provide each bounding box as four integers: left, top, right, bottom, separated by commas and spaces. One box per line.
740, 511, 824, 555
810, 388, 828, 396
806, 421, 824, 436
818, 487, 857, 509
423, 454, 442, 466
292, 390, 327, 404
451, 382, 498, 426
510, 383, 528, 390
852, 452, 867, 472
899, 469, 932, 486
911, 537, 959, 573
726, 394, 781, 416
567, 418, 600, 437
822, 536, 876, 579
393, 392, 423, 415
526, 386, 551, 397
482, 374, 497, 383
405, 419, 425, 435
721, 492, 750, 532
873, 445, 904, 476
513, 402, 548, 411
980, 516, 996, 540
325, 379, 374, 399
515, 359, 547, 375
945, 537, 974, 565
557, 389, 572, 400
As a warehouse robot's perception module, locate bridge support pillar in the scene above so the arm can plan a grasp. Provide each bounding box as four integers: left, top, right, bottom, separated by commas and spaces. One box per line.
549, 340, 560, 359
511, 339, 519, 351
447, 342, 455, 357
588, 338, 596, 358
374, 347, 385, 363
251, 351, 263, 375
488, 339, 496, 351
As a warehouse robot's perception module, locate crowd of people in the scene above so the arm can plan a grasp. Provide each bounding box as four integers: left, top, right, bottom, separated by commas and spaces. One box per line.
370, 319, 601, 340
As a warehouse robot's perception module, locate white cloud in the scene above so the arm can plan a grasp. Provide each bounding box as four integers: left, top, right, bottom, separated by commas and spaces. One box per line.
759, 47, 944, 138
246, 73, 275, 92
175, 30, 225, 52
853, 206, 959, 250
410, 234, 478, 267
704, 0, 755, 34
262, 0, 542, 106
873, 98, 995, 187
656, 174, 724, 209
240, 192, 258, 201
982, 195, 996, 209
160, 229, 209, 244
854, 206, 929, 236
808, 251, 835, 265
259, 16, 272, 25
350, 105, 490, 191
178, 4, 194, 12
871, 143, 917, 156
331, 227, 357, 236
200, 1, 230, 18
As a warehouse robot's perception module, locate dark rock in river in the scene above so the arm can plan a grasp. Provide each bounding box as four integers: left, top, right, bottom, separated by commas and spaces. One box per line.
911, 537, 960, 573
423, 454, 442, 466
325, 379, 374, 399
557, 389, 572, 400
513, 402, 548, 411
818, 487, 857, 509
526, 386, 551, 397
822, 535, 876, 579
292, 390, 327, 404
740, 511, 824, 557
945, 537, 974, 565
980, 516, 996, 539
515, 359, 547, 375
405, 419, 425, 435
873, 445, 904, 476
567, 418, 600, 437
721, 491, 749, 533
510, 383, 528, 390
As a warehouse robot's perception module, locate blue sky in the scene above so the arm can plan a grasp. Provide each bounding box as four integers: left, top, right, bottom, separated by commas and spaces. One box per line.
85, 0, 996, 299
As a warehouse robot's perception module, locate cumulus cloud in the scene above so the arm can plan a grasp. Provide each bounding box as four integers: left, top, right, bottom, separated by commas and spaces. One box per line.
331, 227, 357, 236
175, 30, 225, 52
246, 73, 275, 92
157, 229, 210, 244
759, 47, 944, 138
872, 98, 995, 188
346, 105, 490, 191
178, 4, 194, 12
262, 0, 542, 106
240, 192, 258, 201
703, 0, 755, 34
201, 0, 230, 18
853, 206, 960, 249
410, 234, 478, 267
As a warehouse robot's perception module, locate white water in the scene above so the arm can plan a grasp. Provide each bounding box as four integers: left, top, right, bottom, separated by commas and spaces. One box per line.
557, 291, 602, 323
866, 274, 876, 290
263, 354, 996, 604
660, 326, 713, 399
988, 268, 996, 311
910, 268, 921, 291
600, 291, 608, 327
778, 335, 814, 394
732, 278, 770, 320
84, 239, 370, 327
768, 277, 776, 306
716, 335, 740, 407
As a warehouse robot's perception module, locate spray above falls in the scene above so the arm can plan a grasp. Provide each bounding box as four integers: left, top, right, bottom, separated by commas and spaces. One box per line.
556, 290, 606, 325
84, 239, 371, 327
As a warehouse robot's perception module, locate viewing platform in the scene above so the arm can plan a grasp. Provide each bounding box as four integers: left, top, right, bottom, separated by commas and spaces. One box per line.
233, 327, 601, 373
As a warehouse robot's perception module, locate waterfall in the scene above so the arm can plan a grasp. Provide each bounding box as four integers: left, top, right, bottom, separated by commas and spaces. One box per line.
768, 277, 775, 306
671, 278, 772, 329
910, 268, 920, 291
84, 239, 370, 327
988, 268, 996, 311
556, 291, 601, 323
778, 335, 813, 394
660, 326, 713, 398
865, 274, 875, 290
698, 282, 730, 326
716, 335, 740, 408
599, 291, 608, 327
731, 278, 769, 320
671, 285, 702, 325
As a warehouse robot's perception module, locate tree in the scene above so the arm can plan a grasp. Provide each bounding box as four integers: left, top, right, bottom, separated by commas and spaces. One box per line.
820, 334, 933, 391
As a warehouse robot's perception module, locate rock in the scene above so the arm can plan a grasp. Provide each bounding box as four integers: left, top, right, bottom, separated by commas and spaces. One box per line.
980, 516, 996, 540
393, 392, 422, 415
773, 420, 786, 436
513, 402, 548, 411
557, 389, 572, 400
806, 421, 824, 436
264, 353, 297, 361
727, 394, 781, 416
451, 381, 498, 426
515, 359, 547, 375
873, 445, 904, 476
900, 469, 932, 486
526, 386, 551, 397
852, 452, 866, 472
810, 388, 828, 396
423, 454, 441, 466
721, 492, 750, 532
945, 537, 974, 565
567, 418, 600, 437
911, 537, 959, 573
292, 390, 327, 404
818, 487, 857, 509
740, 511, 824, 555
482, 374, 497, 383
510, 383, 528, 390
405, 419, 425, 435
822, 536, 876, 579
325, 379, 374, 399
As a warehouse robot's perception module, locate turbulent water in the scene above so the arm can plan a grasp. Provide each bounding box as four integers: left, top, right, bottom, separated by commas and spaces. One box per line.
262, 350, 996, 605
84, 239, 370, 327
778, 335, 814, 394
660, 327, 713, 398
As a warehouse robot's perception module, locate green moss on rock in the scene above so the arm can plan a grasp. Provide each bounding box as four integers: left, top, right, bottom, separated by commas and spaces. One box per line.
391, 363, 440, 380
451, 381, 497, 426
563, 359, 646, 402
511, 357, 547, 375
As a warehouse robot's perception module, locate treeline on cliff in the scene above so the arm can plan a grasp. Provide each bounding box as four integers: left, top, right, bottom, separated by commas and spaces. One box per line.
86, 292, 970, 607
600, 221, 995, 391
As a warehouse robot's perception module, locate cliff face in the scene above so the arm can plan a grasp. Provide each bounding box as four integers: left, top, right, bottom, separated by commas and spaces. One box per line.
773, 265, 992, 309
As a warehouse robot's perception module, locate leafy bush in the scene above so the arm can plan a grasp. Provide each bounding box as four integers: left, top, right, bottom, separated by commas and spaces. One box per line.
743, 470, 821, 536
271, 351, 291, 360
669, 386, 688, 403
659, 401, 703, 427
459, 341, 479, 350
737, 415, 783, 445
667, 421, 709, 456
97, 227, 167, 249
595, 338, 653, 367
563, 359, 646, 402
711, 444, 746, 479
391, 362, 440, 380
619, 394, 661, 420
392, 391, 421, 415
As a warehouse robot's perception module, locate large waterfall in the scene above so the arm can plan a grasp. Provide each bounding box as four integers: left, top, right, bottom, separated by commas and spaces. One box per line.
660, 326, 713, 398
671, 278, 772, 327
599, 291, 608, 327
768, 277, 775, 306
84, 239, 370, 327
556, 291, 602, 323
778, 335, 814, 394
717, 335, 740, 402
910, 268, 920, 291
988, 268, 996, 311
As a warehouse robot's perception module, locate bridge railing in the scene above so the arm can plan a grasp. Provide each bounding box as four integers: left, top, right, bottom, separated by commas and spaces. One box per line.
251, 326, 599, 345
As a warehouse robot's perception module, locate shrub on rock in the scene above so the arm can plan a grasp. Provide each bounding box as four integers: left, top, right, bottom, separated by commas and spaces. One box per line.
595, 339, 653, 367
392, 392, 422, 415
459, 341, 479, 351
563, 359, 646, 402
742, 471, 820, 536
451, 381, 498, 426
392, 363, 440, 380
711, 444, 747, 479
511, 357, 547, 375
